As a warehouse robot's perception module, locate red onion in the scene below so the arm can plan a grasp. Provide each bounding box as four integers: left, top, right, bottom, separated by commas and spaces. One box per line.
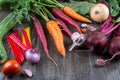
23, 68, 32, 77
25, 48, 41, 63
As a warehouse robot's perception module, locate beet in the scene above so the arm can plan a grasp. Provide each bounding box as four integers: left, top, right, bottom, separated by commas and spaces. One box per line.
108, 37, 120, 56
85, 32, 107, 52
96, 37, 120, 67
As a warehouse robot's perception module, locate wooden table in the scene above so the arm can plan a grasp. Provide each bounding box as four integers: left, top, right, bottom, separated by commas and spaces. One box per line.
0, 10, 120, 80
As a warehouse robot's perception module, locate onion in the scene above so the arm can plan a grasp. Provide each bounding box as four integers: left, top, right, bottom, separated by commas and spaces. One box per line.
23, 68, 32, 77
90, 3, 109, 22
85, 32, 107, 52
25, 48, 41, 63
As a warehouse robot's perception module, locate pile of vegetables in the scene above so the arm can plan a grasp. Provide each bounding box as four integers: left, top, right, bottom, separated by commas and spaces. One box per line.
0, 0, 92, 64
0, 0, 120, 78
0, 0, 90, 77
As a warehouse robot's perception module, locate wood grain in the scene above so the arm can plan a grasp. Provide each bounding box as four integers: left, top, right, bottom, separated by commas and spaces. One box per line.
0, 7, 120, 80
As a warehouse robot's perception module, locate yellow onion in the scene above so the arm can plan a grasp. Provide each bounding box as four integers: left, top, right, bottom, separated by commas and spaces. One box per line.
90, 3, 109, 22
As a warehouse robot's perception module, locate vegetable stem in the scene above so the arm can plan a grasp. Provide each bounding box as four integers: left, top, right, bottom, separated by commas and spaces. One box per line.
0, 13, 22, 64
106, 23, 120, 36
0, 40, 7, 63
32, 8, 49, 22
9, 34, 27, 51
0, 13, 17, 39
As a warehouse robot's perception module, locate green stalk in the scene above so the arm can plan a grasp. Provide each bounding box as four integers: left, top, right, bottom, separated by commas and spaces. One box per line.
42, 7, 55, 20
40, 0, 64, 9
52, 0, 64, 9
35, 2, 57, 7
0, 13, 22, 64
0, 13, 16, 39
0, 40, 7, 63
32, 7, 49, 22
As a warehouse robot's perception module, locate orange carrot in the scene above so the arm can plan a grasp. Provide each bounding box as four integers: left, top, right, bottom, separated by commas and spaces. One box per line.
46, 20, 66, 57
40, 0, 91, 23
32, 6, 66, 57
63, 6, 91, 23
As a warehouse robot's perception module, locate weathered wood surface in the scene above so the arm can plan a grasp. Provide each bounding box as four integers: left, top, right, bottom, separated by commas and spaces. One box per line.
0, 10, 120, 80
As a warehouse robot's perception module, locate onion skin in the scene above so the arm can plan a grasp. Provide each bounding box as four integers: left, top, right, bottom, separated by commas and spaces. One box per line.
90, 3, 109, 22
25, 48, 41, 63
2, 60, 21, 76
109, 37, 120, 56
85, 32, 107, 52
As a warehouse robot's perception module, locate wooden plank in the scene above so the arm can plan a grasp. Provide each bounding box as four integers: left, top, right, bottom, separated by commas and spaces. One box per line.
0, 7, 120, 80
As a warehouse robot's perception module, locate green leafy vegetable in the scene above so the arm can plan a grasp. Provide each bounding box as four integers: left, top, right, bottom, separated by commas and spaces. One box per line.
108, 0, 120, 22
108, 0, 120, 17
114, 17, 120, 23
62, 1, 95, 17
116, 0, 120, 3
0, 13, 21, 63
0, 0, 33, 63
88, 0, 97, 3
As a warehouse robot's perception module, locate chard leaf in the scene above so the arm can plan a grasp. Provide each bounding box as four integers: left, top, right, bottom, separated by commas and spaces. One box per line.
89, 0, 97, 3
114, 17, 120, 23
108, 0, 120, 17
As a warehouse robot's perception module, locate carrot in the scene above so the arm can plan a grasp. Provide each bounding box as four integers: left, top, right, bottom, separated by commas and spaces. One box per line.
63, 6, 92, 23
31, 14, 58, 66
55, 18, 72, 37
40, 0, 91, 23
52, 8, 82, 34
42, 7, 72, 37
32, 6, 66, 57
46, 20, 66, 57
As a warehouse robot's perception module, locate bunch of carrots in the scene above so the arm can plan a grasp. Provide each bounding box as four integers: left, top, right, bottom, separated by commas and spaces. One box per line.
0, 0, 91, 65
31, 0, 91, 65
31, 0, 91, 56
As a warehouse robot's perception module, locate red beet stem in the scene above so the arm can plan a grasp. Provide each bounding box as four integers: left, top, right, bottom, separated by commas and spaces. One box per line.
106, 23, 120, 36
102, 0, 110, 9
112, 26, 120, 37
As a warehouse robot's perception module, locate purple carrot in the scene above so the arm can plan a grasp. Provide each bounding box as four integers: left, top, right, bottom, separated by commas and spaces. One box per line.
31, 14, 58, 66
52, 7, 82, 34
55, 18, 85, 51
55, 18, 72, 37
